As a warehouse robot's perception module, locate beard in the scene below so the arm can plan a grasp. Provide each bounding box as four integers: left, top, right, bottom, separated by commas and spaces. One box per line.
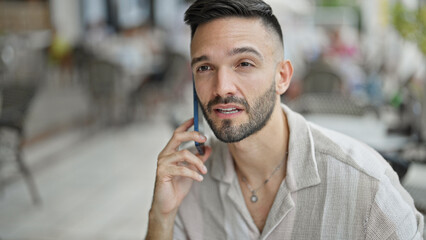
199, 80, 276, 143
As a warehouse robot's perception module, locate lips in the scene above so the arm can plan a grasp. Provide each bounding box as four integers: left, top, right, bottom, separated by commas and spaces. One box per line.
213, 105, 244, 116
216, 107, 239, 114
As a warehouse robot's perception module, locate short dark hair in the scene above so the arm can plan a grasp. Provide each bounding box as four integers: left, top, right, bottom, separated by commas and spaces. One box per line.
184, 0, 283, 45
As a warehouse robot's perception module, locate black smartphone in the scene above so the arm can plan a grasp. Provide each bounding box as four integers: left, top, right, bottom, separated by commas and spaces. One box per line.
193, 76, 205, 155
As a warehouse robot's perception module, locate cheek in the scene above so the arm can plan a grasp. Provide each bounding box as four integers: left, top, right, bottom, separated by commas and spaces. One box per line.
238, 70, 263, 89
195, 83, 212, 106
243, 72, 273, 95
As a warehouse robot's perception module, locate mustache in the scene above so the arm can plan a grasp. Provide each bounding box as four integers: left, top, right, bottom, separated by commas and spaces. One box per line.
206, 96, 250, 113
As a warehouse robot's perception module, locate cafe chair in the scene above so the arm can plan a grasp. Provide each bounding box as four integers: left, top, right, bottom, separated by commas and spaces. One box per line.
0, 82, 41, 205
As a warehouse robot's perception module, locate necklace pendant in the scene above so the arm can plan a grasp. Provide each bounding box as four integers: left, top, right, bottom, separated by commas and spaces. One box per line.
250, 194, 258, 203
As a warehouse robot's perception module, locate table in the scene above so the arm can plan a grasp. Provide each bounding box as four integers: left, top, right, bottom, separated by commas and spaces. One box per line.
305, 113, 410, 153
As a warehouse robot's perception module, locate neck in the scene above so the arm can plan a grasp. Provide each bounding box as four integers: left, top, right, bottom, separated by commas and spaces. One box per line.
229, 101, 289, 183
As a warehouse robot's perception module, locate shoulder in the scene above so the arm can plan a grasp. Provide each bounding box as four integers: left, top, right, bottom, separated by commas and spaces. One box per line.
308, 122, 424, 238
308, 121, 390, 181
365, 171, 424, 239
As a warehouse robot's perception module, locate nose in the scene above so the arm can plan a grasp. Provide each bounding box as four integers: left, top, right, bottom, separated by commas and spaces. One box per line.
213, 68, 237, 97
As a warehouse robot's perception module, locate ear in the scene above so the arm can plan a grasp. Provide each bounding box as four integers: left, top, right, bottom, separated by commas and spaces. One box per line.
275, 60, 293, 95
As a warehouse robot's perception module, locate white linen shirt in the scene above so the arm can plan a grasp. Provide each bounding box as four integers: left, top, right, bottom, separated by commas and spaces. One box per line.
174, 104, 424, 239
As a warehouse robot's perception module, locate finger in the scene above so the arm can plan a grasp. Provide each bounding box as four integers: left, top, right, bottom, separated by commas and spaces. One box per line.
162, 149, 207, 174
161, 119, 195, 154
185, 146, 212, 173
167, 165, 204, 182
163, 130, 207, 155
175, 118, 194, 133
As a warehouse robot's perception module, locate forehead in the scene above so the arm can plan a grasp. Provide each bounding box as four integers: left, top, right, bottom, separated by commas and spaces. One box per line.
190, 17, 277, 58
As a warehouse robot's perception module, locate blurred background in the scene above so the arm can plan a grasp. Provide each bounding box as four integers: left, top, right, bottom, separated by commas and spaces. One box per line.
0, 0, 425, 239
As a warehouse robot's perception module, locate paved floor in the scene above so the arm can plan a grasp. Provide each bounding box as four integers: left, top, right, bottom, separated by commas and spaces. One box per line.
0, 116, 174, 240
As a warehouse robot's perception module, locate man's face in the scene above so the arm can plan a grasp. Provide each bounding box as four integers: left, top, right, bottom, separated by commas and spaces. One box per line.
190, 17, 281, 143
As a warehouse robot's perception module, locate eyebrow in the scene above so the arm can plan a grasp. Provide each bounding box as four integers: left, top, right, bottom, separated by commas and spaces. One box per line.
191, 55, 209, 68
229, 47, 263, 61
191, 46, 263, 68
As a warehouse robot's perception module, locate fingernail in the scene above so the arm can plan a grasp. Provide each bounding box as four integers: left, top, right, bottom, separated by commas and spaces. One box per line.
199, 135, 207, 141
203, 165, 208, 173
199, 174, 204, 181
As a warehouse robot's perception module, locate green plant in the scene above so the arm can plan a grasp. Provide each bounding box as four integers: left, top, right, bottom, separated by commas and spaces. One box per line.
320, 0, 352, 7
392, 2, 426, 55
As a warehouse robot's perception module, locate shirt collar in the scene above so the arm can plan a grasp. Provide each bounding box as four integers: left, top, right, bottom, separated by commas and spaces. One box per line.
210, 104, 321, 191
282, 104, 321, 191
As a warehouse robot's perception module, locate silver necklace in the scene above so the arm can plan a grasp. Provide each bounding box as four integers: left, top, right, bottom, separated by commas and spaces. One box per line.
240, 153, 288, 203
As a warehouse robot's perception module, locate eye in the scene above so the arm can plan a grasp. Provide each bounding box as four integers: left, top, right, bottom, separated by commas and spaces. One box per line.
197, 65, 211, 72
238, 62, 253, 67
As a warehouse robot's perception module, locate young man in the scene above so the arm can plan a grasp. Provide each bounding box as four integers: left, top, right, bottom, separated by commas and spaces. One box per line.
146, 0, 424, 239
